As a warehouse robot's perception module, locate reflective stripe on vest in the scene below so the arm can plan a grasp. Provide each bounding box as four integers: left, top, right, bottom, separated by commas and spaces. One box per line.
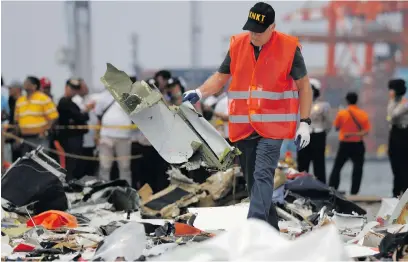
229, 114, 298, 123
228, 90, 299, 124
228, 90, 299, 100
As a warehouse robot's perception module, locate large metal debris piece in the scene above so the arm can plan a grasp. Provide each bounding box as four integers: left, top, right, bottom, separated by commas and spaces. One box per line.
100, 63, 240, 171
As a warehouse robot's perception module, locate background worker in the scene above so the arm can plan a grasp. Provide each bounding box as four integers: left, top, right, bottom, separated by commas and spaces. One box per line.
167, 76, 187, 106
1, 77, 10, 171
182, 2, 313, 229
95, 87, 133, 186
40, 77, 54, 100
72, 79, 99, 178
387, 79, 408, 197
297, 78, 331, 183
212, 93, 229, 140
146, 70, 172, 102
57, 78, 93, 181
6, 82, 23, 162
39, 77, 59, 162
14, 76, 59, 155
329, 92, 370, 195
154, 70, 172, 91
202, 89, 230, 140
202, 89, 227, 120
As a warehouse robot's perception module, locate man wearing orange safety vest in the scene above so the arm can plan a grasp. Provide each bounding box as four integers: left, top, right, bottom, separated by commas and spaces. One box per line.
328, 92, 370, 195
182, 2, 313, 229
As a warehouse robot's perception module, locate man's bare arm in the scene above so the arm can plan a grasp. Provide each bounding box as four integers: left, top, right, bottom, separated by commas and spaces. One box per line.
197, 72, 230, 98
295, 75, 313, 119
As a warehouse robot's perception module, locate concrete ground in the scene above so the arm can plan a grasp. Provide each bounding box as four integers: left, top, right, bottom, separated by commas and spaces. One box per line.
321, 160, 393, 198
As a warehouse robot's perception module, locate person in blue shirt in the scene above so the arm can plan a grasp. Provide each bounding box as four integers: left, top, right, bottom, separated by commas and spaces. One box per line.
1, 94, 10, 123
1, 76, 10, 121
1, 76, 10, 172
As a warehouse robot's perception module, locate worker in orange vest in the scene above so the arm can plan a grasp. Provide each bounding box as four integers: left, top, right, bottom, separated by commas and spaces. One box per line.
182, 2, 313, 229
328, 92, 371, 195
387, 79, 408, 197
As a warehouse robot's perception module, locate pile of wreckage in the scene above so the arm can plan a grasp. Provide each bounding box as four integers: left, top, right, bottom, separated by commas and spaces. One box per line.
1, 63, 407, 261
1, 147, 408, 261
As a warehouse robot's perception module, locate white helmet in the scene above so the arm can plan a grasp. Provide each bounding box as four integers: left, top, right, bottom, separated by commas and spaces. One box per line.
310, 78, 321, 90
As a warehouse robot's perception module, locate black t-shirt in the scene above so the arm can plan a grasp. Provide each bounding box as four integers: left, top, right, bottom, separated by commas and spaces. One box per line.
8, 96, 17, 124
218, 46, 307, 80
57, 97, 89, 138
218, 45, 307, 140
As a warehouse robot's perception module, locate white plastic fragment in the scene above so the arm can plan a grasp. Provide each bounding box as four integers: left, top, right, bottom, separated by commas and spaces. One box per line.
93, 221, 146, 261
158, 219, 350, 261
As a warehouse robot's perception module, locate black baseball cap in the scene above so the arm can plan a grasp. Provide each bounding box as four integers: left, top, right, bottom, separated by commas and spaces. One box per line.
242, 2, 275, 33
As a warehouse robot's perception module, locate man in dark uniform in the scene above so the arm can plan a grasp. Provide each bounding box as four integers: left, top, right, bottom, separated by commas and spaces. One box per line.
387, 79, 408, 197
57, 78, 94, 181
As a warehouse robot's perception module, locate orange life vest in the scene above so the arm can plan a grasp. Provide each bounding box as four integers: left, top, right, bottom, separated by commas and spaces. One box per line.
228, 31, 300, 142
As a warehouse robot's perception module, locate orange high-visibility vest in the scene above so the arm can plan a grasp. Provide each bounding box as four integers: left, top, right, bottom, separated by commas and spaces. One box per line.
228, 31, 300, 142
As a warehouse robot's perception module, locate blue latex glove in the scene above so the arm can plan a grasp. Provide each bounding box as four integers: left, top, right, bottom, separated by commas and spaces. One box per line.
182, 89, 202, 104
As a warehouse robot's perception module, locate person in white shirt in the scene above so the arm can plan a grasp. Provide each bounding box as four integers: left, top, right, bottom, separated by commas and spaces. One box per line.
95, 90, 133, 185
72, 80, 99, 177
213, 94, 229, 139
202, 90, 229, 140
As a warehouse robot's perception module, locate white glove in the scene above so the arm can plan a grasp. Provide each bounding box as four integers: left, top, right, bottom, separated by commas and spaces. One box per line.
294, 122, 311, 150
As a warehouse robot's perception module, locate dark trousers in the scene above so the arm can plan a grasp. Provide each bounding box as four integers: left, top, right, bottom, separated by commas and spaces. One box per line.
144, 145, 169, 193
329, 141, 365, 195
297, 132, 327, 183
388, 126, 408, 197
130, 142, 169, 193
131, 142, 144, 189
5, 137, 22, 162
236, 137, 282, 230
60, 136, 83, 181
76, 147, 98, 178
10, 143, 22, 162
110, 161, 120, 180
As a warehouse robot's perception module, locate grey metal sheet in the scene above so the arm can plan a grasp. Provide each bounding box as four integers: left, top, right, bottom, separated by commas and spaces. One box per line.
130, 101, 201, 164
178, 103, 234, 160
100, 63, 240, 171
